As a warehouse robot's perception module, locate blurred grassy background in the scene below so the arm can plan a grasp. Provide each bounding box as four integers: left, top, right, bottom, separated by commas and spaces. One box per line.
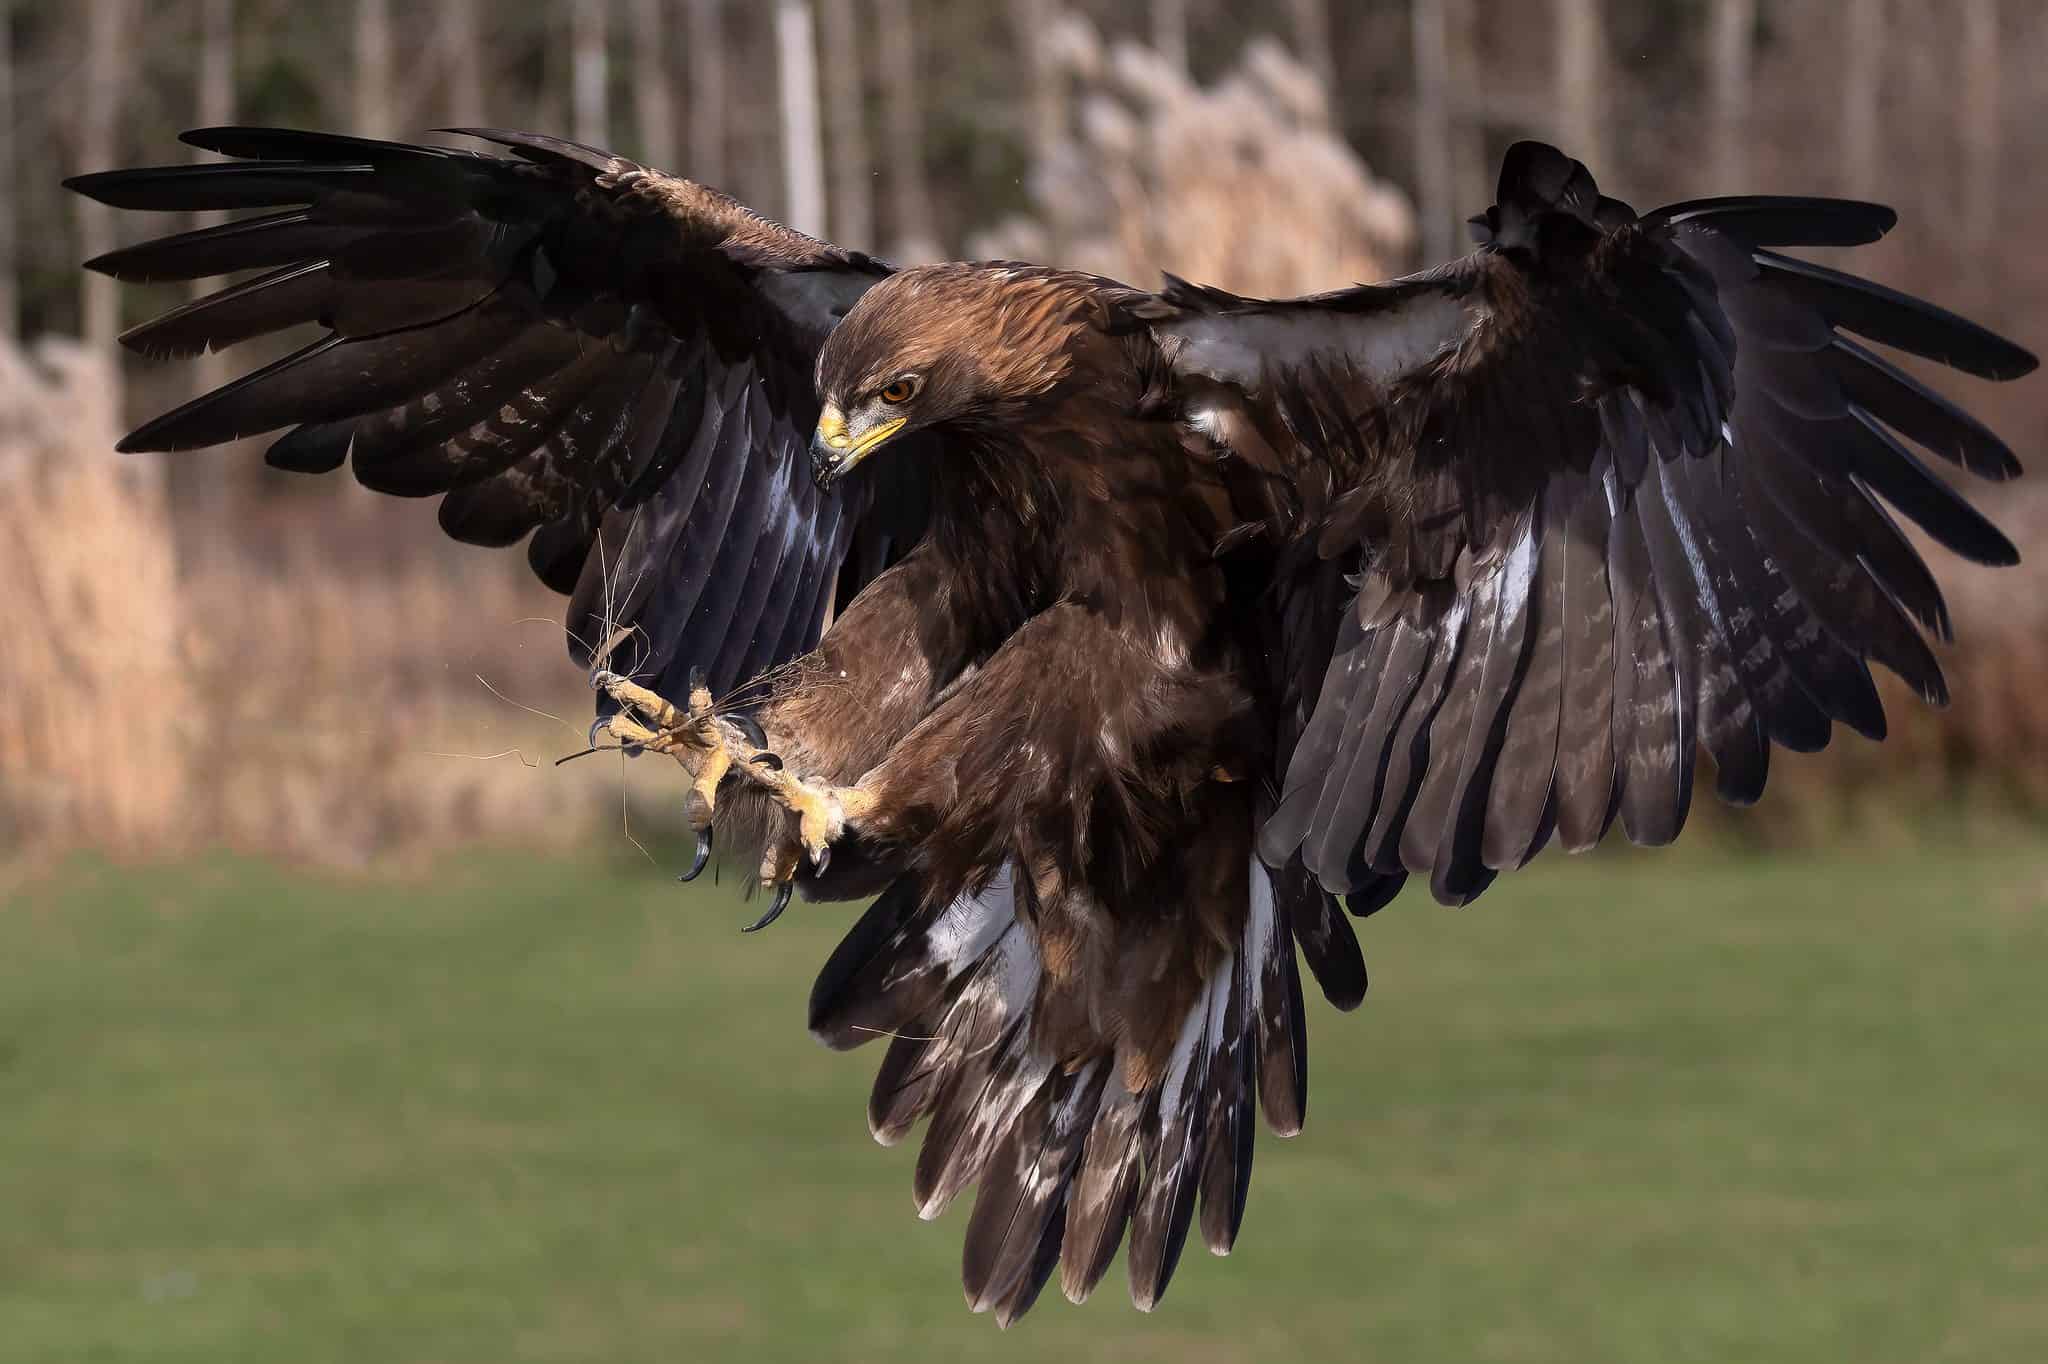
4, 839, 2045, 1362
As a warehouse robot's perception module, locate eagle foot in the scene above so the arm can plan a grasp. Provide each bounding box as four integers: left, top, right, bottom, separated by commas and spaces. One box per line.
590, 668, 873, 924
746, 771, 875, 930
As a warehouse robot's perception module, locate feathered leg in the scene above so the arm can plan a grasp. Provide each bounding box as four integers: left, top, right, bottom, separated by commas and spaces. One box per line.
818, 599, 1253, 907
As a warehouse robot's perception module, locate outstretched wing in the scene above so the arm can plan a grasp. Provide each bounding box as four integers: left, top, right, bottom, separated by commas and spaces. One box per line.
69, 127, 928, 703
1149, 141, 2035, 905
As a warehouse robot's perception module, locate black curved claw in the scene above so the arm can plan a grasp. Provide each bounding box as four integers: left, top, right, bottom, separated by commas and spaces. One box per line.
678, 827, 712, 882
743, 880, 794, 933
810, 844, 831, 876
730, 712, 767, 749
687, 664, 708, 696
751, 751, 784, 771
591, 713, 643, 757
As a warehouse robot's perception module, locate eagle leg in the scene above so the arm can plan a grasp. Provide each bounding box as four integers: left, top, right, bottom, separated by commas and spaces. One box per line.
591, 668, 875, 919
592, 669, 745, 878
730, 762, 876, 928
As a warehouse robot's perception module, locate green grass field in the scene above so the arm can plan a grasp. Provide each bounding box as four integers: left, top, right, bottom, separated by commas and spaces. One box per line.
3, 839, 2044, 1363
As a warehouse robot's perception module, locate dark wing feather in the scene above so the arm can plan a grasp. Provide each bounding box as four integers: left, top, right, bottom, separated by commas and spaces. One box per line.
1152, 140, 2033, 904
69, 126, 921, 705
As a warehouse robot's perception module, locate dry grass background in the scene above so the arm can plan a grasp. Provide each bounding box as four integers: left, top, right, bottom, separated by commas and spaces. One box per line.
0, 339, 625, 865
972, 31, 1415, 292
2, 34, 2043, 866
0, 340, 189, 853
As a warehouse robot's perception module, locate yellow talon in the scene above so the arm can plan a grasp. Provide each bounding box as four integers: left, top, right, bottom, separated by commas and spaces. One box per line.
687, 743, 733, 830
594, 670, 681, 731
585, 666, 875, 910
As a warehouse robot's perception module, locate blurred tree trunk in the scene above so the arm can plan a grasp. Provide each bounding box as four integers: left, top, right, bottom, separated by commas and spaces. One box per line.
687, 0, 726, 182
1006, 0, 1064, 259
345, 0, 396, 516
1842, 0, 1884, 197
881, 0, 937, 259
1152, 0, 1188, 75
192, 0, 235, 399
1008, 0, 1063, 171
1961, 0, 1999, 262
1411, 0, 1455, 261
1554, 0, 1606, 171
816, 0, 872, 248
1286, 0, 1336, 94
1708, 0, 1754, 189
440, 0, 485, 125
0, 2, 15, 340
1446, 0, 1485, 233
354, 0, 393, 138
631, 0, 677, 168
775, 1, 826, 236
79, 0, 134, 382
573, 0, 609, 146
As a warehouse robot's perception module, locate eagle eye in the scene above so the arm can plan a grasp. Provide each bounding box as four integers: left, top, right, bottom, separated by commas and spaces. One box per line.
878, 376, 919, 405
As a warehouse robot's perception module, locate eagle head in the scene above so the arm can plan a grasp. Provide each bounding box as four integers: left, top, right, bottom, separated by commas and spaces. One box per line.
810, 264, 1088, 486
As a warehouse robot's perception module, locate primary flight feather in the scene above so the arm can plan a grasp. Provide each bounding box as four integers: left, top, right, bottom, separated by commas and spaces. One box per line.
70, 127, 2034, 1323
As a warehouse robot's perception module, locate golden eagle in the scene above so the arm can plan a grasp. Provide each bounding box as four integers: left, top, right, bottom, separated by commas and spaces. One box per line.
71, 128, 2034, 1322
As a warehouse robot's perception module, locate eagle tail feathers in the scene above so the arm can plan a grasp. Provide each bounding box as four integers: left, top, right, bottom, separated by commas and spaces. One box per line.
813, 855, 1313, 1322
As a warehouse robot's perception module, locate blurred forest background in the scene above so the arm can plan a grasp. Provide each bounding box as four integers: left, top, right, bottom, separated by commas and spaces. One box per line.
3, 0, 2045, 863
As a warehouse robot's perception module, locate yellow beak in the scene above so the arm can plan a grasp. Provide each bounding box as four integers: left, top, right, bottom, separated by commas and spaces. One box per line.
810, 404, 906, 486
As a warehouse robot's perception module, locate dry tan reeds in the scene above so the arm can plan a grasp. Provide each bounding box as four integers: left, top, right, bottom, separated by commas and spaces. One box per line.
174, 546, 604, 865
0, 338, 191, 853
0, 336, 634, 865
971, 29, 1415, 296
4, 17, 2044, 867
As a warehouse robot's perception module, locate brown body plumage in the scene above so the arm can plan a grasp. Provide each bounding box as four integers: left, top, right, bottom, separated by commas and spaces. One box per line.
751, 263, 1261, 1084
71, 129, 2035, 1324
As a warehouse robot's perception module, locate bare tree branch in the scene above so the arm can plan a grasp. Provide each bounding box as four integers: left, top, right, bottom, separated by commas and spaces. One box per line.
880, 0, 937, 258
1153, 0, 1188, 75
80, 0, 135, 375
1411, 0, 1456, 261
573, 0, 610, 147
1008, 0, 1064, 175
1554, 0, 1606, 171
776, 1, 826, 236
440, 0, 485, 125
1962, 0, 1999, 257
354, 0, 393, 138
192, 0, 235, 397
1842, 0, 1884, 197
816, 0, 873, 249
1708, 0, 1754, 189
1286, 0, 1336, 94
631, 0, 677, 169
0, 2, 16, 339
687, 0, 727, 183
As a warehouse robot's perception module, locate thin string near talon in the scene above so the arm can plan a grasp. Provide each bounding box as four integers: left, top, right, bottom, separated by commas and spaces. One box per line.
584, 665, 855, 933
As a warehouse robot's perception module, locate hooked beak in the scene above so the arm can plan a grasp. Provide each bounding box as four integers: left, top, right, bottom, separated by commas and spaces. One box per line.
810, 404, 906, 487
